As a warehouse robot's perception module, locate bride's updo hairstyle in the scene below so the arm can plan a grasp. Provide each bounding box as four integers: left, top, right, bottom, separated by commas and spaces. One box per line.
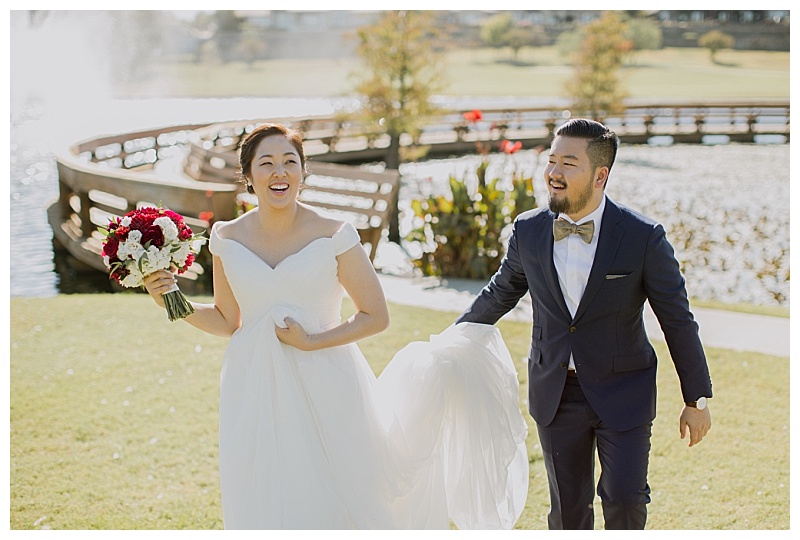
237, 123, 308, 194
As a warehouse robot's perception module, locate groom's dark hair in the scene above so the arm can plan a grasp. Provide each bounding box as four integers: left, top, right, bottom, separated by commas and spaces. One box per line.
555, 118, 619, 176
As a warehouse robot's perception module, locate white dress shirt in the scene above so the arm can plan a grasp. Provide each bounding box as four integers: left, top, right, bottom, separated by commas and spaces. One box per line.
553, 195, 607, 371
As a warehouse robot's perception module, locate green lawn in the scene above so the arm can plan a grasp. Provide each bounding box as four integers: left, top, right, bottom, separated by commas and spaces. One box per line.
121, 46, 789, 100
689, 298, 789, 319
10, 294, 789, 529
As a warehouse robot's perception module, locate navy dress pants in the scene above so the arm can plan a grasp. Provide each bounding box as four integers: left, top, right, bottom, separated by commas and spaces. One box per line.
536, 374, 652, 529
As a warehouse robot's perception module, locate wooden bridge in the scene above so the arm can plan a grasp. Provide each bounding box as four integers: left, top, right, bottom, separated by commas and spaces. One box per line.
290, 98, 789, 163
49, 99, 789, 292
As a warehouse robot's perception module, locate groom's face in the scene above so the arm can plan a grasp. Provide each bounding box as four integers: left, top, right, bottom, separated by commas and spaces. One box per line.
545, 136, 605, 221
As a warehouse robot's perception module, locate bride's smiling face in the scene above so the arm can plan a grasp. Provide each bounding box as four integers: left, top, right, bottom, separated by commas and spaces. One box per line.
248, 134, 304, 209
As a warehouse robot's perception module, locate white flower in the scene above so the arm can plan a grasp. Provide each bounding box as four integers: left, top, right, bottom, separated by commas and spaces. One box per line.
127, 229, 142, 244
154, 216, 178, 243
141, 245, 172, 275
117, 237, 145, 261
171, 243, 192, 267
120, 216, 132, 227
120, 263, 144, 287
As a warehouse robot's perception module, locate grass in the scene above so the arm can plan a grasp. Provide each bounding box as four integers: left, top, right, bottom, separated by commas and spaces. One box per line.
10, 293, 789, 530
121, 46, 789, 100
689, 298, 789, 319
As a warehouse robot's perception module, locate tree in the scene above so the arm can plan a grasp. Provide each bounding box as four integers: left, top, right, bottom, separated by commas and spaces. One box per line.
480, 12, 514, 50
622, 17, 663, 65
212, 10, 243, 63
237, 26, 267, 65
698, 30, 735, 63
567, 11, 630, 119
353, 11, 445, 243
188, 12, 219, 63
506, 26, 540, 63
555, 27, 584, 63
481, 14, 541, 64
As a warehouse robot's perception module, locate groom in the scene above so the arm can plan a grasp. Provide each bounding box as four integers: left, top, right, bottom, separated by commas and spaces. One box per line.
456, 118, 713, 529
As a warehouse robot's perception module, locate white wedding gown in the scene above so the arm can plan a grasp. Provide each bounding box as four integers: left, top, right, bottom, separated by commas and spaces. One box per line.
209, 221, 528, 529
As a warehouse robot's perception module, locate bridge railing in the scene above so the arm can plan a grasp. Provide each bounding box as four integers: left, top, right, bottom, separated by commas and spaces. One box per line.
182, 100, 789, 169
414, 100, 790, 148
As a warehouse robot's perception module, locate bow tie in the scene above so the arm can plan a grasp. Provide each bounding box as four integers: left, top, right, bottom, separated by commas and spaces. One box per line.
553, 218, 595, 244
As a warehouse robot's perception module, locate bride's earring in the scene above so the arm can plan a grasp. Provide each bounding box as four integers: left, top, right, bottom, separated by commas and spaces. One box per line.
247, 182, 255, 195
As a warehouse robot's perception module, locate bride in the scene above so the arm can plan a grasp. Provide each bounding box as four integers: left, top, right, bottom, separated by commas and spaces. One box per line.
143, 123, 529, 529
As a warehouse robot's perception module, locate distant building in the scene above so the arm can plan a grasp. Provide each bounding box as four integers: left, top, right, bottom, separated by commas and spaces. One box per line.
657, 10, 789, 23
655, 10, 790, 50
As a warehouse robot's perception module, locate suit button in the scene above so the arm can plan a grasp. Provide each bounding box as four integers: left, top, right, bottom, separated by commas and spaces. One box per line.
560, 362, 567, 369
569, 326, 577, 333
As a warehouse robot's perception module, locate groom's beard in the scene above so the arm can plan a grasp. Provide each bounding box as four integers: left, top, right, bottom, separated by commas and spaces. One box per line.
548, 179, 594, 216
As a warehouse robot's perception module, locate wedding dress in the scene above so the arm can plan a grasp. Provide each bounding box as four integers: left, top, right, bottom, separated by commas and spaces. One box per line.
209, 221, 528, 529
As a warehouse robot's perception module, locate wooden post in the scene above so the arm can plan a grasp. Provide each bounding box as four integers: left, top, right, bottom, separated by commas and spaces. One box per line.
78, 190, 93, 238
747, 111, 758, 141
644, 115, 655, 137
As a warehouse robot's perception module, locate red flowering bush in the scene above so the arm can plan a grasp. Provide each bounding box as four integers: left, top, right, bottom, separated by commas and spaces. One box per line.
407, 160, 536, 279
462, 109, 483, 123
500, 140, 522, 154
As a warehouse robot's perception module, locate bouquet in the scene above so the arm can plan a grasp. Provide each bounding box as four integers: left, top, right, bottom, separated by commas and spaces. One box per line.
99, 206, 206, 321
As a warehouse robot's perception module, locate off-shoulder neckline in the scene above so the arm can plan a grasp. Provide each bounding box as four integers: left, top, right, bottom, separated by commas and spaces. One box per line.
211, 221, 355, 271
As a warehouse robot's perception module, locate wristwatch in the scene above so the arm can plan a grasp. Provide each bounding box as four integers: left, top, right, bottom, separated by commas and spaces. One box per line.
685, 397, 708, 410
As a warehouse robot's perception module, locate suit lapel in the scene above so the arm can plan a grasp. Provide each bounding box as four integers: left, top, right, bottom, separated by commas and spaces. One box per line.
573, 199, 625, 323
538, 210, 571, 320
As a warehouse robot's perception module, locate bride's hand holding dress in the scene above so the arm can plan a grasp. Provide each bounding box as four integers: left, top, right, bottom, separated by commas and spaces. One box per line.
274, 228, 389, 351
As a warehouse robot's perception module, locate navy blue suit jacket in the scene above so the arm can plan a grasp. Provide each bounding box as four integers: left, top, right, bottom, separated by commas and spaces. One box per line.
456, 198, 713, 432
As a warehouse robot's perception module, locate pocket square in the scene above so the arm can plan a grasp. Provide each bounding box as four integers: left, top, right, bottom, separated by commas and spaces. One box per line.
605, 274, 629, 280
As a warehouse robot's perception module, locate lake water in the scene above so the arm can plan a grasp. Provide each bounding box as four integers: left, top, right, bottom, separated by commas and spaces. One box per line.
8, 97, 790, 307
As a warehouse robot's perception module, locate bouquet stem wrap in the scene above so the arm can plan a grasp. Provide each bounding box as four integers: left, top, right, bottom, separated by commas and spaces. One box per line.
162, 283, 195, 322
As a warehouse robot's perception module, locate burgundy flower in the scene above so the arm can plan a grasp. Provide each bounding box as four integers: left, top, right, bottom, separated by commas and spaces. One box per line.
102, 235, 119, 257
128, 215, 146, 231
140, 224, 165, 248
109, 262, 128, 282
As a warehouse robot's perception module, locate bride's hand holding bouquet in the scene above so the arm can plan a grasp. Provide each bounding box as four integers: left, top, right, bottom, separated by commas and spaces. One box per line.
99, 206, 205, 321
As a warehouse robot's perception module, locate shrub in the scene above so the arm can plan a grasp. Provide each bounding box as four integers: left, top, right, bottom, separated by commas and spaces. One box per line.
407, 150, 536, 279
